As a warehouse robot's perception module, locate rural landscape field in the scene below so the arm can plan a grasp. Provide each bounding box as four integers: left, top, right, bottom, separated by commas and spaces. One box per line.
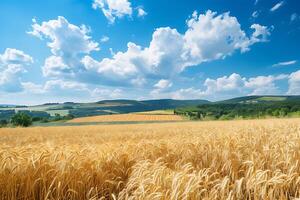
1, 118, 300, 199
1, 0, 300, 199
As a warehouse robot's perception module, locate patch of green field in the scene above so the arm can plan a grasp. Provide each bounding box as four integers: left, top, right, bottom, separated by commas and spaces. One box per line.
256, 97, 287, 101
46, 110, 69, 116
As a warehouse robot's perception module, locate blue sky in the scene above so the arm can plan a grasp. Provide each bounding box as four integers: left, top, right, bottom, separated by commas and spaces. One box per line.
0, 0, 299, 105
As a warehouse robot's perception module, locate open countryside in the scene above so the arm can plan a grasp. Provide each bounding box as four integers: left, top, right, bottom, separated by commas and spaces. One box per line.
1, 0, 300, 199
1, 118, 300, 199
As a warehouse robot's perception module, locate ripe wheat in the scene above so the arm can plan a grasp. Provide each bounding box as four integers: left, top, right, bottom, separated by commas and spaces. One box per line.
0, 118, 299, 199
68, 113, 183, 123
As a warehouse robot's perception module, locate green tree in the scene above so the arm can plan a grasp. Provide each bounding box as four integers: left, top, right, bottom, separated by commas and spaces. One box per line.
11, 112, 32, 127
0, 119, 8, 127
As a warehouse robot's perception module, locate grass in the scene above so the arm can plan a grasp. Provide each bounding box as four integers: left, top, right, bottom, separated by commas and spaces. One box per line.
257, 96, 287, 101
68, 113, 184, 123
0, 118, 300, 199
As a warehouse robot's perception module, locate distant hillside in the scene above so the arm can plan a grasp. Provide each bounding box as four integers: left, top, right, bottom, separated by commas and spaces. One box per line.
175, 95, 300, 120
218, 95, 300, 104
3, 96, 300, 122
0, 99, 209, 120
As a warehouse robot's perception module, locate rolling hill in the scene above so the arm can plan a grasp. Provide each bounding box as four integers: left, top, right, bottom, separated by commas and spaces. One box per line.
175, 95, 300, 120
0, 99, 210, 120
218, 95, 300, 104
2, 96, 300, 122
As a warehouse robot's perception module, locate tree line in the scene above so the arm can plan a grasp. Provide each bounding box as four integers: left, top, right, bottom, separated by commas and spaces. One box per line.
0, 112, 75, 128
174, 102, 300, 120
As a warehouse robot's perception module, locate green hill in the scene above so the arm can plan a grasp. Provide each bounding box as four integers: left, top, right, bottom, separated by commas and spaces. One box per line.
0, 99, 210, 121
218, 95, 300, 104
175, 95, 300, 120
2, 96, 300, 123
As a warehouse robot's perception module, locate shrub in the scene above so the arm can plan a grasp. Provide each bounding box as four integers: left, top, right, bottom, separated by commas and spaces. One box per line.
0, 119, 8, 127
11, 112, 32, 127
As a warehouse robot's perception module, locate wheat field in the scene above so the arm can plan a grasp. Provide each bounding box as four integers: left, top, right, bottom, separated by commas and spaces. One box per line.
68, 113, 184, 123
0, 118, 300, 199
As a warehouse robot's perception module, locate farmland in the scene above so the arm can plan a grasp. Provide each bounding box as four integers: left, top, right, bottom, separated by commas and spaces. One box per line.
0, 118, 300, 199
68, 113, 184, 123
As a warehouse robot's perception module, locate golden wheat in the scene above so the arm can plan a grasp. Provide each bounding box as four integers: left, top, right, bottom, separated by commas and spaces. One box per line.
68, 113, 183, 123
0, 118, 300, 199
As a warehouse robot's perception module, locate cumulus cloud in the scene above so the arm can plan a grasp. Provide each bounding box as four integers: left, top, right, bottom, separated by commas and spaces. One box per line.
28, 17, 99, 56
270, 1, 284, 12
245, 74, 288, 95
29, 16, 99, 78
22, 80, 89, 94
151, 73, 289, 100
250, 24, 271, 43
82, 10, 271, 86
201, 73, 287, 97
92, 0, 133, 23
137, 8, 147, 17
21, 82, 45, 94
203, 73, 245, 95
100, 36, 110, 43
150, 79, 173, 97
287, 70, 300, 94
21, 79, 126, 102
44, 79, 88, 92
29, 12, 271, 96
0, 48, 33, 92
91, 87, 123, 99
154, 79, 173, 90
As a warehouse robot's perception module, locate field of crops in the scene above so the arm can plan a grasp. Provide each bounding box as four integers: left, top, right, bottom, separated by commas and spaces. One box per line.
68, 113, 184, 123
0, 118, 300, 199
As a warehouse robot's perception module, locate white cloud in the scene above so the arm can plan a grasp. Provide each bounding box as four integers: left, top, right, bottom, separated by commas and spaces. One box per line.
270, 1, 284, 12
151, 87, 205, 100
28, 16, 99, 56
81, 42, 139, 81
290, 13, 299, 22
0, 48, 33, 64
137, 8, 147, 17
28, 12, 271, 97
44, 79, 88, 91
100, 36, 110, 43
21, 82, 45, 94
287, 70, 300, 94
82, 10, 271, 86
171, 88, 204, 100
203, 73, 245, 95
154, 79, 173, 89
0, 48, 33, 92
22, 80, 89, 94
252, 11, 259, 18
130, 77, 147, 87
184, 11, 254, 61
29, 16, 100, 79
92, 0, 132, 23
152, 73, 289, 100
91, 88, 123, 99
272, 60, 297, 67
19, 80, 95, 104
245, 74, 288, 95
43, 56, 70, 77
250, 24, 271, 43
202, 73, 287, 97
